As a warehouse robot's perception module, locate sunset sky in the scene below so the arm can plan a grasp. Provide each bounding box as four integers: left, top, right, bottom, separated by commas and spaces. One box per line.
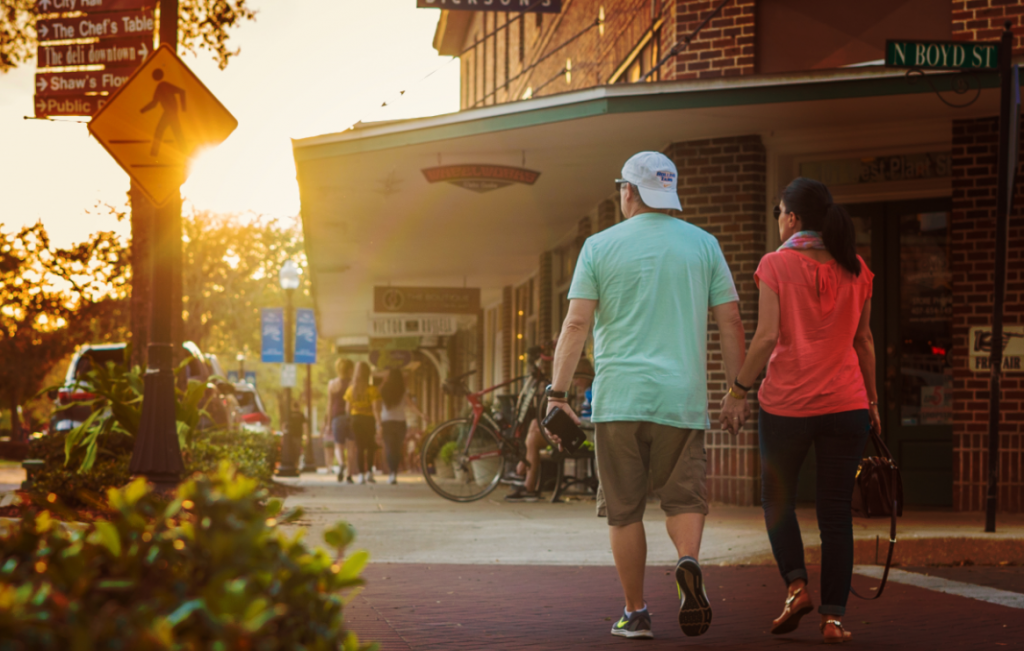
0, 1, 459, 247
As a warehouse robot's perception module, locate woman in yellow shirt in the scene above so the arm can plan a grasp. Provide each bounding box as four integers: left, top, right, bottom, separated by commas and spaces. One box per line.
344, 361, 382, 483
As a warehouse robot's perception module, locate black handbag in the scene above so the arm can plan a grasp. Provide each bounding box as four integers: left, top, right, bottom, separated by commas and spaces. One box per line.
850, 429, 903, 600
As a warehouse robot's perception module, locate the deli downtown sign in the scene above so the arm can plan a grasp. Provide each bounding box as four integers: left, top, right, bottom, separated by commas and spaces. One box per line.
416, 0, 562, 12
422, 165, 541, 193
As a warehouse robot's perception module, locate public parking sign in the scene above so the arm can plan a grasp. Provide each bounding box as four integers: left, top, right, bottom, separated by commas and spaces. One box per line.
294, 308, 318, 365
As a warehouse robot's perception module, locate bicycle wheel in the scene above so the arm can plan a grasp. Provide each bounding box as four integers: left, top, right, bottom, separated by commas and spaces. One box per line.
421, 418, 505, 502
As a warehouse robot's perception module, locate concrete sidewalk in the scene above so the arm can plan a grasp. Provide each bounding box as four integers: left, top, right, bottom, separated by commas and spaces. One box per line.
277, 472, 1024, 567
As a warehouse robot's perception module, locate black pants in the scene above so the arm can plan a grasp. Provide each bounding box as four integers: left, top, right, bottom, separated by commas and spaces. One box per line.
350, 414, 377, 474
759, 408, 870, 616
382, 420, 407, 474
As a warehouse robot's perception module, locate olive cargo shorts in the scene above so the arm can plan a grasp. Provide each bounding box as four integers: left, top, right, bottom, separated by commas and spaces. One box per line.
594, 422, 708, 526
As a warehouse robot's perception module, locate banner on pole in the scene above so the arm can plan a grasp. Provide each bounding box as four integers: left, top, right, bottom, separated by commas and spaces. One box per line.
261, 308, 285, 363
294, 308, 318, 364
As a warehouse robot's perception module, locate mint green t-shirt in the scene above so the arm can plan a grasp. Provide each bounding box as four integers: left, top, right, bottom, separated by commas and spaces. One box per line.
567, 213, 739, 429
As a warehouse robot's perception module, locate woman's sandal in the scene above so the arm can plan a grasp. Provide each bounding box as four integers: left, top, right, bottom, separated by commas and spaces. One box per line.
770, 587, 814, 635
821, 619, 853, 644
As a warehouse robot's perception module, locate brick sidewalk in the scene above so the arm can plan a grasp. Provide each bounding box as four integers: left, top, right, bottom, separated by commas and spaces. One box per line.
347, 564, 1024, 650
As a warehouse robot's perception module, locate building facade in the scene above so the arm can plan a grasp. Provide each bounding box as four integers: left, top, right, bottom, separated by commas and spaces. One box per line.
295, 0, 1024, 512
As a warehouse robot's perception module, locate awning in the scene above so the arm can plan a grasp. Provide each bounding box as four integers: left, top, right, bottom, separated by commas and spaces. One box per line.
293, 66, 1001, 343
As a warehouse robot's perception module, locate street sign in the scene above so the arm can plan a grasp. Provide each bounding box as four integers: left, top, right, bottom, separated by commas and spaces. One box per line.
280, 364, 298, 389
885, 40, 999, 70
36, 10, 154, 42
416, 0, 562, 12
244, 371, 257, 386
294, 308, 318, 365
35, 0, 155, 12
87, 44, 238, 206
37, 36, 150, 68
374, 286, 480, 314
34, 94, 109, 117
261, 308, 285, 363
35, 68, 134, 96
369, 314, 459, 337
226, 370, 239, 382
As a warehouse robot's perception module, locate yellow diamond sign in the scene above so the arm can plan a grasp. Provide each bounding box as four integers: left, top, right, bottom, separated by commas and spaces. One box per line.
88, 44, 237, 207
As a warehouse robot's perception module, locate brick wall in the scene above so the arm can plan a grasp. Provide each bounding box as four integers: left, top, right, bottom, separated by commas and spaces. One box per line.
950, 115, 1024, 513
666, 134, 767, 506
669, 0, 755, 79
952, 0, 1024, 51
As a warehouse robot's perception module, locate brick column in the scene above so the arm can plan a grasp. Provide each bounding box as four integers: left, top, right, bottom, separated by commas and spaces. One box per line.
667, 135, 766, 506
950, 116, 1024, 513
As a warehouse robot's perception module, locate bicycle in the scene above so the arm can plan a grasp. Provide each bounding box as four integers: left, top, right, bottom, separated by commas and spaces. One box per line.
420, 346, 552, 502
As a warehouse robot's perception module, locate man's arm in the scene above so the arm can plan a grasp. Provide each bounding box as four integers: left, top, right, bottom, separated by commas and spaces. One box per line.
547, 298, 597, 424
711, 300, 746, 387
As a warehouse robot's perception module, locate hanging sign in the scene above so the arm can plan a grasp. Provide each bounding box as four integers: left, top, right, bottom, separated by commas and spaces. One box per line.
374, 286, 480, 314
422, 165, 541, 193
369, 315, 460, 338
969, 325, 1024, 373
261, 308, 285, 363
35, 68, 134, 97
369, 338, 420, 370
36, 10, 154, 42
294, 308, 318, 365
37, 36, 150, 69
416, 0, 562, 12
885, 40, 999, 70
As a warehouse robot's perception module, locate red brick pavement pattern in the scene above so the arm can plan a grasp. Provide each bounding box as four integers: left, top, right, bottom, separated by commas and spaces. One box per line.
348, 563, 1024, 650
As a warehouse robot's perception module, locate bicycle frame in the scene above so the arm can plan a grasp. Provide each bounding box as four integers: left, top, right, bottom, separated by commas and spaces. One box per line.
455, 367, 543, 465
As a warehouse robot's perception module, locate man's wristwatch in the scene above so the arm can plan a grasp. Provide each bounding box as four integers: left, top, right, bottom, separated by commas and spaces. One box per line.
544, 385, 567, 400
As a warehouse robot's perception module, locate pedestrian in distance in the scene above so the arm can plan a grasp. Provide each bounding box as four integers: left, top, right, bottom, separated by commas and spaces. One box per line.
344, 361, 383, 484
325, 358, 355, 482
546, 151, 747, 640
721, 177, 879, 644
379, 367, 425, 485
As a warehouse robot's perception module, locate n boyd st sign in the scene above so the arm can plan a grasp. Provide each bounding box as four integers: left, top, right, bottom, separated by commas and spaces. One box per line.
37, 10, 154, 42
886, 39, 999, 70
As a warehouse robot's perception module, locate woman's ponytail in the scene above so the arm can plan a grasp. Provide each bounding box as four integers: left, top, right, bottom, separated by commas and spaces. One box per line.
781, 177, 861, 276
822, 203, 861, 276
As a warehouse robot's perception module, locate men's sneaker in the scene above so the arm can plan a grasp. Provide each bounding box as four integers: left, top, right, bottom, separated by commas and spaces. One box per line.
675, 556, 712, 636
366, 472, 376, 484
388, 472, 397, 485
504, 486, 540, 502
610, 608, 653, 639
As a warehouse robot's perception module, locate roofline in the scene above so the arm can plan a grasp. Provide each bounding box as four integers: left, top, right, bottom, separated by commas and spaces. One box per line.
292, 66, 1002, 162
433, 9, 472, 56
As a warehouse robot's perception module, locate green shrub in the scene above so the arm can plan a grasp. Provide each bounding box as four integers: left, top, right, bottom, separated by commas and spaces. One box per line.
0, 463, 374, 651
438, 441, 458, 464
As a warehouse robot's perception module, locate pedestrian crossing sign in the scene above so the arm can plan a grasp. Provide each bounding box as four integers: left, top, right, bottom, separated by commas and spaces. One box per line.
88, 44, 237, 207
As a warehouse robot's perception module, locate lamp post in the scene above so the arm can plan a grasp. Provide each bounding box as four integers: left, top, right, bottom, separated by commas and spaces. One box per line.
277, 260, 301, 477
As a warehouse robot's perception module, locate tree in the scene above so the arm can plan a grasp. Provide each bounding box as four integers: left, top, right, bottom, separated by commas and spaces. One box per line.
0, 224, 129, 438
1, 0, 257, 73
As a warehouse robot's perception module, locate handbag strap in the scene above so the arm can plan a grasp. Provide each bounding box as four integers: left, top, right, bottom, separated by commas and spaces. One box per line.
850, 429, 898, 600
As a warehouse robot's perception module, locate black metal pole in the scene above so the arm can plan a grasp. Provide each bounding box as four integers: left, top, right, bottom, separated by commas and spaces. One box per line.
986, 23, 1015, 533
303, 363, 316, 470
277, 289, 299, 476
128, 0, 182, 491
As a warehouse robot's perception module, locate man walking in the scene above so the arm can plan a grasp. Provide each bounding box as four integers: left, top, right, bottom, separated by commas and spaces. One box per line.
545, 151, 747, 639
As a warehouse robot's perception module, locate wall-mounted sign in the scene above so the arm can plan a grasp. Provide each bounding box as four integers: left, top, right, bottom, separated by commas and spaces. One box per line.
280, 363, 297, 388
294, 308, 318, 364
369, 337, 420, 370
369, 315, 459, 338
416, 0, 562, 13
422, 165, 541, 193
261, 308, 285, 363
799, 152, 950, 186
969, 325, 1024, 373
886, 40, 999, 70
374, 286, 480, 314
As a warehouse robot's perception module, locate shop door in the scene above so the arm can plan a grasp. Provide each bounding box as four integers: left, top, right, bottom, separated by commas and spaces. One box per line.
795, 197, 953, 507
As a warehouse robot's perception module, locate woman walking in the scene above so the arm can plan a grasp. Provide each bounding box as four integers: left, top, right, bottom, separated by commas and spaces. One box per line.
721, 177, 879, 644
379, 368, 424, 485
344, 361, 383, 484
325, 359, 354, 482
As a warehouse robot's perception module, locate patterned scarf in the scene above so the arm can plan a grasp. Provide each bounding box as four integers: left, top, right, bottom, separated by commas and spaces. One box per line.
778, 231, 837, 315
778, 230, 825, 251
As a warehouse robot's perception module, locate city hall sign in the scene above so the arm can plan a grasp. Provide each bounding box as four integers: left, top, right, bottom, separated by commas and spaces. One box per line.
416, 0, 562, 12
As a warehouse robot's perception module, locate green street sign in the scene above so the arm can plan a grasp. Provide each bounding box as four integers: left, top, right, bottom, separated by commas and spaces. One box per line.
886, 40, 999, 70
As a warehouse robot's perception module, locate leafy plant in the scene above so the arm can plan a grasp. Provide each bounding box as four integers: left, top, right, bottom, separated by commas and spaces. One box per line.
0, 463, 375, 650
438, 441, 459, 465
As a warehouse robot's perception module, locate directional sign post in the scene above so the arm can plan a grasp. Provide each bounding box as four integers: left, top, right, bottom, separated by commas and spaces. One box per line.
88, 44, 238, 206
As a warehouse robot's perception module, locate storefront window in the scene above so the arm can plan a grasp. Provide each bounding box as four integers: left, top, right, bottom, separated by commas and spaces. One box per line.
899, 211, 953, 426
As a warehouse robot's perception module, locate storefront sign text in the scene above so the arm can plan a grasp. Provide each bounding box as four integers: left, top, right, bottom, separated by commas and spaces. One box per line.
799, 152, 950, 187
969, 325, 1024, 373
422, 164, 541, 193
369, 315, 459, 337
374, 286, 480, 314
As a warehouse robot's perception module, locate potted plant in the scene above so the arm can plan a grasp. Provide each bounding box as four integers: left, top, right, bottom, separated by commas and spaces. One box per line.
468, 437, 502, 487
436, 441, 457, 479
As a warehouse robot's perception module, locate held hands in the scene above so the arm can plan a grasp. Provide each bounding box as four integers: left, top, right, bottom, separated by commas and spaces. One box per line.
719, 391, 750, 435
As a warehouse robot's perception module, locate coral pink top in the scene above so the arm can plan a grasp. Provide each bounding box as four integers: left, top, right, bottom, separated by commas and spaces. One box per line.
754, 250, 874, 417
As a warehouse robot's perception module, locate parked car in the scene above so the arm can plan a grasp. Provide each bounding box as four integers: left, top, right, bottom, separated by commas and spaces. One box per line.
50, 341, 236, 434
233, 382, 274, 435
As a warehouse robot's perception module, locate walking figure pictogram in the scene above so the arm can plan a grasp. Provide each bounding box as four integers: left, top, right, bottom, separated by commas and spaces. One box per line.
140, 68, 187, 157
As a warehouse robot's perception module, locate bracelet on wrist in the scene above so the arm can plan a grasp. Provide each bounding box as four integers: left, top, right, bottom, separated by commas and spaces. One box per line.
727, 386, 747, 400
734, 379, 752, 393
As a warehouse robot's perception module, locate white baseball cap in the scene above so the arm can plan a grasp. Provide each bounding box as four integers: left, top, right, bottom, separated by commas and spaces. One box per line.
618, 151, 683, 211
